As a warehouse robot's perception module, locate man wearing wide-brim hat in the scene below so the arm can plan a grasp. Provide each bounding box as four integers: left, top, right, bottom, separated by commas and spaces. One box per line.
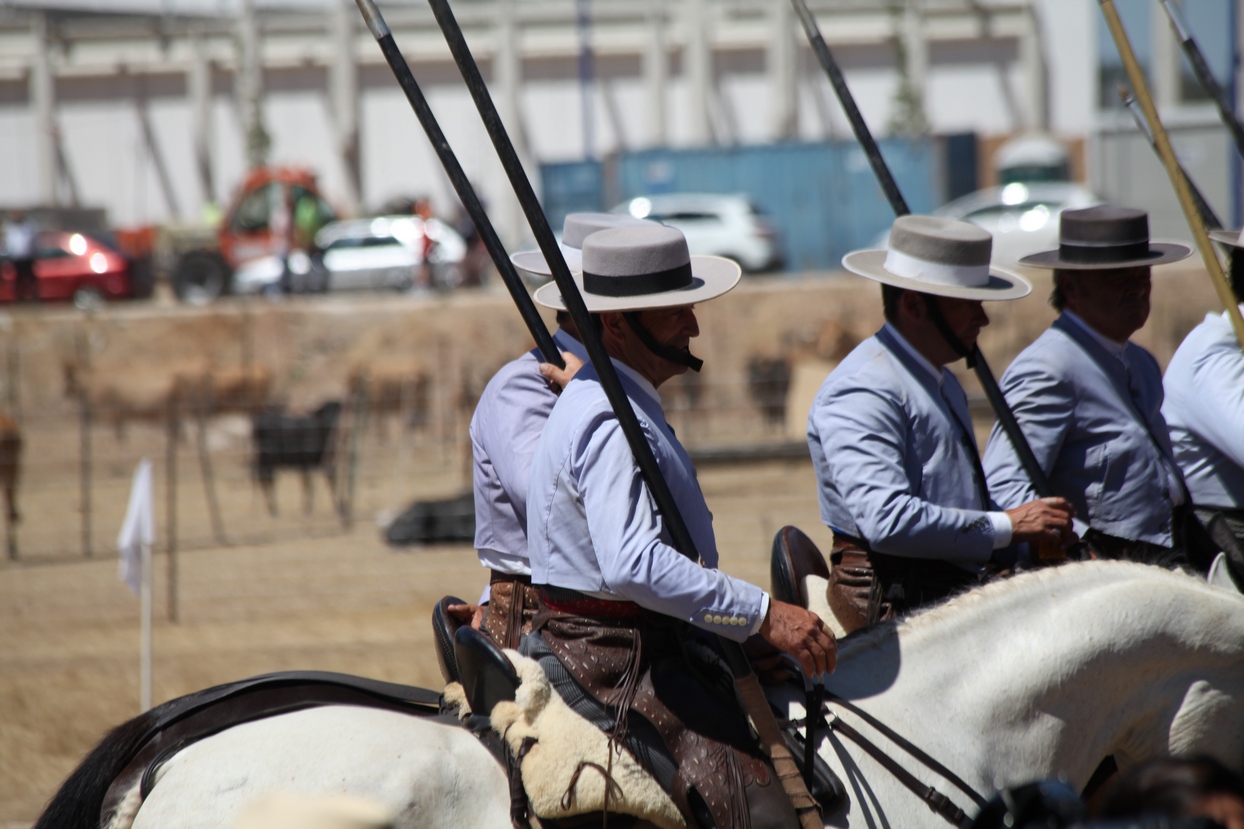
524, 224, 835, 829
983, 205, 1193, 565
807, 215, 1077, 634
447, 212, 657, 649
1161, 226, 1244, 552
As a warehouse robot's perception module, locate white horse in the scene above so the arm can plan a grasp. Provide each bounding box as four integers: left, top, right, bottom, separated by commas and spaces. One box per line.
36, 561, 1244, 829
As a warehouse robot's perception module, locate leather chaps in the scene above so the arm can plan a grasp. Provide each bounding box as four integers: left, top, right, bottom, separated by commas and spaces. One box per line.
827, 536, 978, 634
482, 571, 539, 650
529, 591, 797, 829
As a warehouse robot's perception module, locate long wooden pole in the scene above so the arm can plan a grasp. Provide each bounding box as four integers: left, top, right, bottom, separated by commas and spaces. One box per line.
1100, 0, 1244, 349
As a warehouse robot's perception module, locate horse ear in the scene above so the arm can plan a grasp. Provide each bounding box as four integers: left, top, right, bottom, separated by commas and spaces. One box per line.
1208, 553, 1244, 595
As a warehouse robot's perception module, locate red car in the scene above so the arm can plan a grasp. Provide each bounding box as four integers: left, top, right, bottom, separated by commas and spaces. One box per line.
0, 231, 133, 307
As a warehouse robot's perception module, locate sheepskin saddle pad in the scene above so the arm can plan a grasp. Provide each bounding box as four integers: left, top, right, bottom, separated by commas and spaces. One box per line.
485, 651, 687, 829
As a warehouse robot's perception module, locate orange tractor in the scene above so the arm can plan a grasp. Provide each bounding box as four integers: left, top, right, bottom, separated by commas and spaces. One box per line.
117, 166, 338, 304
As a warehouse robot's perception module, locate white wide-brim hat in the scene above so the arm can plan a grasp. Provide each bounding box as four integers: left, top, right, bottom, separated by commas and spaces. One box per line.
533, 224, 741, 312
843, 214, 1031, 301
510, 212, 657, 275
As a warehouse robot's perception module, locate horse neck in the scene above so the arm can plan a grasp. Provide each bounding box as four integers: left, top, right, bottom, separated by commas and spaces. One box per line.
829, 562, 1244, 790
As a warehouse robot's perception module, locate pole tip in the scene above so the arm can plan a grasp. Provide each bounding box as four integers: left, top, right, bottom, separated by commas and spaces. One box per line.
353, 0, 391, 40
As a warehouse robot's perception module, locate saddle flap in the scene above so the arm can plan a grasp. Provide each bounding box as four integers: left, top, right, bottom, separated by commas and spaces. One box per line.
454, 626, 519, 717
432, 595, 467, 684
770, 525, 830, 608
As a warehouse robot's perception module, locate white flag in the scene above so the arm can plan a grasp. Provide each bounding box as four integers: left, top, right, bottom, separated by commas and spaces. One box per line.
118, 458, 154, 595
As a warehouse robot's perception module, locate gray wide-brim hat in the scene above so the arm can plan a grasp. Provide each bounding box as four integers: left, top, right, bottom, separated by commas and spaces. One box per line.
1209, 228, 1244, 250
510, 212, 657, 275
1019, 205, 1191, 270
533, 224, 741, 312
842, 215, 1031, 301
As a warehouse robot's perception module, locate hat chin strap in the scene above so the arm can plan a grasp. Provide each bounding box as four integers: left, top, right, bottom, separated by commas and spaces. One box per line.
920, 294, 976, 369
623, 312, 704, 373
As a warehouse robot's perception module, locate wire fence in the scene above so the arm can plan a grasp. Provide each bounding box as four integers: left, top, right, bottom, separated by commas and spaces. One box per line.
0, 357, 803, 567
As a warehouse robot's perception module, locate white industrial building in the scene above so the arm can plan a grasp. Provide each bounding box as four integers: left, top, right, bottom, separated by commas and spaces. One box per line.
0, 0, 1237, 242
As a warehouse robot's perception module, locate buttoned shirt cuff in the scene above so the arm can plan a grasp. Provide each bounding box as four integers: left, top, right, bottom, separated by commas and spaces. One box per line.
750, 592, 771, 636
1072, 517, 1090, 539
988, 512, 1013, 550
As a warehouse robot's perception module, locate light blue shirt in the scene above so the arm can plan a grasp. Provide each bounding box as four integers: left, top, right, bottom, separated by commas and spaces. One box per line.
1163, 307, 1244, 510
526, 359, 768, 642
983, 313, 1182, 546
470, 329, 589, 595
806, 324, 1011, 570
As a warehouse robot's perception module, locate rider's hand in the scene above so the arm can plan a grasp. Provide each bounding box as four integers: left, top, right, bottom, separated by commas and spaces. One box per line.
758, 600, 836, 678
446, 603, 485, 631
1006, 497, 1077, 550
539, 351, 585, 394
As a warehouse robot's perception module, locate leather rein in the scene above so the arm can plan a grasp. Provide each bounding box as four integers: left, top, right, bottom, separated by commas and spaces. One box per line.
805, 688, 989, 827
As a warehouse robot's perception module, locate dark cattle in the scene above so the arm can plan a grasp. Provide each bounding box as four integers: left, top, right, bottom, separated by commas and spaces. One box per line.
252, 401, 342, 517
0, 414, 20, 559
746, 356, 791, 429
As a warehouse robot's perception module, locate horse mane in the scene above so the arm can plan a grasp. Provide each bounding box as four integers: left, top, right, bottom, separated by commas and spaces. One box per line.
837, 560, 1216, 658
32, 706, 160, 829
31, 678, 255, 829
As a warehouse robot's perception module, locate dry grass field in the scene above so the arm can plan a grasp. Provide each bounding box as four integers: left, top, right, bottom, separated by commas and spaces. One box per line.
0, 262, 1224, 826
0, 458, 824, 825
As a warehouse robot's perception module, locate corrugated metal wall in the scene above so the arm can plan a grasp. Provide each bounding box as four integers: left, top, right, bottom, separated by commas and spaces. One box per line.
540, 138, 944, 272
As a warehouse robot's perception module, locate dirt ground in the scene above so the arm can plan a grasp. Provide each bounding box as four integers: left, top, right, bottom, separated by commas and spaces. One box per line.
0, 262, 1226, 826
0, 458, 823, 826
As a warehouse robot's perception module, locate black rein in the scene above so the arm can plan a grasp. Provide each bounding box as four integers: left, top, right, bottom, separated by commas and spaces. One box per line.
809, 691, 988, 827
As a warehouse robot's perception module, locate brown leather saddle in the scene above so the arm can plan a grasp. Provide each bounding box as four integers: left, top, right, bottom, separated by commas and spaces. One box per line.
769, 524, 830, 609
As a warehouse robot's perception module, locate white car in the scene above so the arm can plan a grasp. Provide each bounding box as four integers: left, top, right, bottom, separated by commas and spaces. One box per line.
611, 193, 783, 273
932, 182, 1102, 266
871, 182, 1102, 266
232, 215, 467, 295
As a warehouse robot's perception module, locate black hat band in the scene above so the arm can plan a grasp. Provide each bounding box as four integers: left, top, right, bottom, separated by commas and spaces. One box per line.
583, 262, 693, 297
1058, 239, 1152, 264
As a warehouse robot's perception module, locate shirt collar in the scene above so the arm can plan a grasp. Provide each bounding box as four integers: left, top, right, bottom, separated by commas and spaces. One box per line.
882, 322, 945, 386
612, 359, 662, 406
1062, 310, 1127, 359
552, 328, 590, 364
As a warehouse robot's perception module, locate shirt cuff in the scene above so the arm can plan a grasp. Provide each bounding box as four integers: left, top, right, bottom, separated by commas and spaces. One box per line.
1072, 517, 1090, 539
750, 591, 771, 636
988, 511, 1013, 550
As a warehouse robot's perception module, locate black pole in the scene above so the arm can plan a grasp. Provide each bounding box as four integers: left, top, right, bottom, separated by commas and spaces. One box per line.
417, 0, 707, 569
1119, 86, 1223, 230
351, 2, 562, 369
1160, 0, 1244, 161
358, 5, 822, 818
791, 0, 909, 216
791, 0, 1055, 500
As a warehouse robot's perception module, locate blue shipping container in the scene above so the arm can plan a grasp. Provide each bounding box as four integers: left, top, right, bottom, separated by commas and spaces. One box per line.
539, 138, 942, 272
